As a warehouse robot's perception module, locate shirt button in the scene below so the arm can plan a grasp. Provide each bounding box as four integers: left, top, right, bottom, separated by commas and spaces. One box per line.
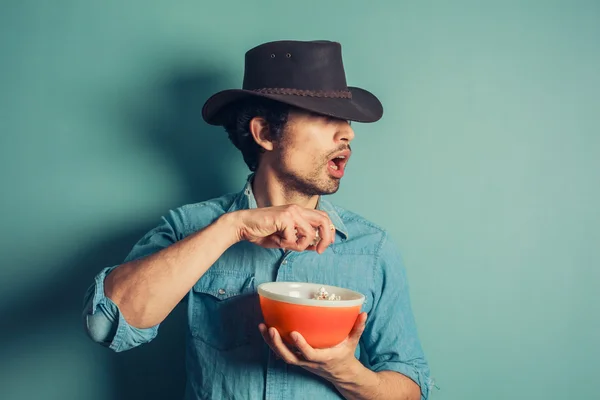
282, 260, 288, 265
218, 288, 226, 295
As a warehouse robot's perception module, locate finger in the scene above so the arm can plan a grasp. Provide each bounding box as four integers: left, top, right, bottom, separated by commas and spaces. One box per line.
293, 219, 317, 251
277, 218, 300, 249
316, 217, 334, 253
258, 323, 270, 341
301, 212, 334, 253
290, 331, 319, 362
316, 210, 335, 238
259, 324, 280, 357
348, 312, 368, 345
269, 327, 303, 365
315, 211, 335, 249
258, 323, 274, 347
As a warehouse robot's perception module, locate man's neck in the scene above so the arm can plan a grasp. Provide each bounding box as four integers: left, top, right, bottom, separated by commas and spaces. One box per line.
252, 166, 319, 209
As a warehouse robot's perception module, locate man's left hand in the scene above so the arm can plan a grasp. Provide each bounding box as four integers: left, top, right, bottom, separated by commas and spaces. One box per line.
258, 312, 368, 383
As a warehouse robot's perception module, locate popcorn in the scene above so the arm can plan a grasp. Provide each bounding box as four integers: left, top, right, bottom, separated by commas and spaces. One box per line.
313, 286, 341, 301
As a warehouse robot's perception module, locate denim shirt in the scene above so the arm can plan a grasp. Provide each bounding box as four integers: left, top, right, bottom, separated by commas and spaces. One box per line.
83, 176, 431, 399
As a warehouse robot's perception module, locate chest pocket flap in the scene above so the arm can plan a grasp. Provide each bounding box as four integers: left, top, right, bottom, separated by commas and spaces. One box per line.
190, 271, 259, 350
193, 271, 254, 299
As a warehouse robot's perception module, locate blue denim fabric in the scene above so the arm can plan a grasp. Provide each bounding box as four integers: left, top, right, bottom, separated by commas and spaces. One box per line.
83, 176, 431, 399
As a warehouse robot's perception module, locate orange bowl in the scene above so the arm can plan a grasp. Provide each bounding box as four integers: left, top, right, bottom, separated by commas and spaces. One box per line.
257, 282, 365, 349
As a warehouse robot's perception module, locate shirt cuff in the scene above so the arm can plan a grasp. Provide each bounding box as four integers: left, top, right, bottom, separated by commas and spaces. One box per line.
372, 362, 432, 400
84, 266, 159, 352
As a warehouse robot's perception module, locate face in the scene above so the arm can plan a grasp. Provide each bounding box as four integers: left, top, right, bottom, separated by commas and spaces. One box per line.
268, 109, 355, 196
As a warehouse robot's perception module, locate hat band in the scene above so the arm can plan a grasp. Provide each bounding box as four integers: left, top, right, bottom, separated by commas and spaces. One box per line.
252, 88, 352, 99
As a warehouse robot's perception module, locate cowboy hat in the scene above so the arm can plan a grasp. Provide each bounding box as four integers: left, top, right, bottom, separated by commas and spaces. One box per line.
201, 40, 383, 125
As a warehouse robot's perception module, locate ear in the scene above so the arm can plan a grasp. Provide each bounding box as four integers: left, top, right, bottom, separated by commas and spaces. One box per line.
249, 117, 275, 151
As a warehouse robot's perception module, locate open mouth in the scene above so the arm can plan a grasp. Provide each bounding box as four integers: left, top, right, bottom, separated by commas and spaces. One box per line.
327, 150, 351, 177
328, 155, 347, 171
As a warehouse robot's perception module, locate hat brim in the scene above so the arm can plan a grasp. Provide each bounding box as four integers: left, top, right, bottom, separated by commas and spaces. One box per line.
202, 87, 383, 126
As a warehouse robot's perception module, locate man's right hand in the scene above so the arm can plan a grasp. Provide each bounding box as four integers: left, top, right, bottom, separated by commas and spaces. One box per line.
228, 205, 336, 254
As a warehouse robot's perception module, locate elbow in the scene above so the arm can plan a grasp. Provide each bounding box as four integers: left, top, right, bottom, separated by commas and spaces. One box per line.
406, 378, 422, 400
402, 382, 421, 400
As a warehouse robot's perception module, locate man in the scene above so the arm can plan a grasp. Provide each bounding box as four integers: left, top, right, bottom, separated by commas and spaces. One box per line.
83, 40, 431, 399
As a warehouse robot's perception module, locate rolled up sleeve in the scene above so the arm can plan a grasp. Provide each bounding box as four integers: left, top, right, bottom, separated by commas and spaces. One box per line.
82, 266, 159, 352
82, 209, 184, 352
362, 232, 432, 399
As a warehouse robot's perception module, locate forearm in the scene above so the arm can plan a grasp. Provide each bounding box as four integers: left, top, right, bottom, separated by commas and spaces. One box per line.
333, 360, 420, 400
104, 212, 240, 328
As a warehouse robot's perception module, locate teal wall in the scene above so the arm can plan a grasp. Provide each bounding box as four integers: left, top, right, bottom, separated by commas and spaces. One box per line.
1, 1, 598, 399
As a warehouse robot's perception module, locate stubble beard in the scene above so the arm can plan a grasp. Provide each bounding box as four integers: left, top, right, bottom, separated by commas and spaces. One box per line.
275, 154, 341, 197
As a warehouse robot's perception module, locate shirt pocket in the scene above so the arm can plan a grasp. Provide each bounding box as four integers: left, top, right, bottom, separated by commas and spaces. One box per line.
190, 271, 259, 351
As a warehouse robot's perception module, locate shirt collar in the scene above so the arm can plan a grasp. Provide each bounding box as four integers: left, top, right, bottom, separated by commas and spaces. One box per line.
227, 174, 349, 240
315, 197, 349, 240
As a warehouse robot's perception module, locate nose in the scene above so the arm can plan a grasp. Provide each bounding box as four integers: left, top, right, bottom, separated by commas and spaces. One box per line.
336, 121, 355, 143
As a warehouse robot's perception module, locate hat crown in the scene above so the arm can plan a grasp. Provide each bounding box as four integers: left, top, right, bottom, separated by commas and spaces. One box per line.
242, 40, 348, 91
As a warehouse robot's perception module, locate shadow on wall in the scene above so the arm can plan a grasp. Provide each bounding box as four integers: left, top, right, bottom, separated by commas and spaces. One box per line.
0, 67, 240, 400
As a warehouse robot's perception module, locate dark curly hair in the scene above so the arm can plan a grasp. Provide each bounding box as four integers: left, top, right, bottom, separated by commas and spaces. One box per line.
220, 97, 292, 171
